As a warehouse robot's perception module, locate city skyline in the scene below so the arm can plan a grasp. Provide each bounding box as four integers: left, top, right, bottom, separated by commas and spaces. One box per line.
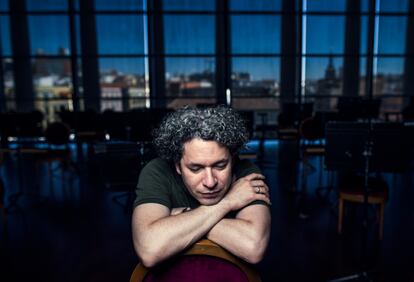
0, 0, 410, 81
0, 0, 411, 115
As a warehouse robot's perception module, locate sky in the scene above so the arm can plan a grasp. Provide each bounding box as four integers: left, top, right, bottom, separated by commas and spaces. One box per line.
0, 0, 410, 80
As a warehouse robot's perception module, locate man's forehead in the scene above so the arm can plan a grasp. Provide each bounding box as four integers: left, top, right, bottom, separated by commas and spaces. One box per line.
181, 139, 230, 163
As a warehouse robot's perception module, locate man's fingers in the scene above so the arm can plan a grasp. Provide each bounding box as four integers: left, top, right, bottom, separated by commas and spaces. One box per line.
245, 173, 265, 181
255, 193, 271, 205
250, 179, 266, 187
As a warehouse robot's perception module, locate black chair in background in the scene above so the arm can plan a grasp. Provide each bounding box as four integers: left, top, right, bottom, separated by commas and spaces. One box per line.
33, 122, 75, 196
277, 102, 313, 140
58, 109, 105, 143
101, 110, 129, 140
126, 109, 172, 142
93, 141, 156, 212
402, 96, 414, 121
0, 111, 44, 145
0, 149, 6, 225
337, 97, 381, 121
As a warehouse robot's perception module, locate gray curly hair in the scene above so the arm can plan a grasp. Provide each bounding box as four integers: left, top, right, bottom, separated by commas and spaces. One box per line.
153, 106, 249, 164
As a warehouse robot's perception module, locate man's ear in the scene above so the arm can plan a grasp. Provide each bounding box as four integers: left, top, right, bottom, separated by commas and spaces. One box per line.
175, 163, 182, 175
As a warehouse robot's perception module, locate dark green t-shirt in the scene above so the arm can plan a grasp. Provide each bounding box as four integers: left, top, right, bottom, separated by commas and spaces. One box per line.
133, 157, 261, 209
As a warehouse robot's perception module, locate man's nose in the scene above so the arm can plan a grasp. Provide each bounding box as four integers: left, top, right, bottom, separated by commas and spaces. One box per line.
203, 168, 217, 188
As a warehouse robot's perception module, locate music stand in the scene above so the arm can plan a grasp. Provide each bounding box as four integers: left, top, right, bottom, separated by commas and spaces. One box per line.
325, 121, 410, 281
325, 121, 409, 173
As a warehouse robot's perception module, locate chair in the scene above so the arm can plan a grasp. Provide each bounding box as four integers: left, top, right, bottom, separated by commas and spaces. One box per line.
299, 117, 334, 198
34, 122, 73, 187
93, 141, 143, 212
130, 239, 262, 282
299, 116, 325, 168
337, 175, 388, 240
0, 176, 5, 223
0, 150, 6, 223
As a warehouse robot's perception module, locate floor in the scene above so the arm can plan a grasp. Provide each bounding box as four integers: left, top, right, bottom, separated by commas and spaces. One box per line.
0, 139, 413, 282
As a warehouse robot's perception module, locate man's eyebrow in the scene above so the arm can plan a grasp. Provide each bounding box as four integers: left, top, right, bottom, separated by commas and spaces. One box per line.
213, 158, 229, 165
187, 158, 229, 167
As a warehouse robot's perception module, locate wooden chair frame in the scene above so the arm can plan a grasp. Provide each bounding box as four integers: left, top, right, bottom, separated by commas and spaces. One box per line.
130, 239, 261, 282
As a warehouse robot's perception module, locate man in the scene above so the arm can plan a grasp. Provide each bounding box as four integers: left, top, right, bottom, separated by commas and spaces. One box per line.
132, 106, 271, 268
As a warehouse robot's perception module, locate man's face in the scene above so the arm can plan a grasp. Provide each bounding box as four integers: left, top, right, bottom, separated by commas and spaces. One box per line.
175, 138, 233, 206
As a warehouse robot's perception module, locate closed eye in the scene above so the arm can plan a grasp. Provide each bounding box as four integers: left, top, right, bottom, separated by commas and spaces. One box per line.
189, 166, 202, 172
214, 162, 228, 170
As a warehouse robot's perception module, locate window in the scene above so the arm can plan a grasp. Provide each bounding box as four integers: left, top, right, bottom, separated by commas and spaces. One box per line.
95, 1, 149, 111
373, 1, 410, 115
0, 15, 13, 109
27, 4, 74, 120
230, 4, 281, 110
162, 2, 216, 108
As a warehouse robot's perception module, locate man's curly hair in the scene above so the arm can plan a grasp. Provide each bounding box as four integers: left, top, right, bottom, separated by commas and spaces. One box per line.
153, 106, 249, 164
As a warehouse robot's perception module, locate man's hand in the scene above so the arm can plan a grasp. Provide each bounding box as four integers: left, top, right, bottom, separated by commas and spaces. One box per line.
222, 173, 271, 211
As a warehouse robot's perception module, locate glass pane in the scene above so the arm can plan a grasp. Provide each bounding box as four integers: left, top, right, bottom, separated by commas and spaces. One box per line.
231, 57, 280, 97
35, 99, 73, 122
359, 57, 367, 96
377, 16, 407, 54
360, 16, 368, 55
28, 16, 71, 55
165, 57, 215, 98
95, 0, 144, 11
306, 0, 346, 12
32, 58, 72, 94
361, 0, 369, 12
32, 58, 73, 120
304, 56, 343, 110
231, 16, 281, 54
27, 0, 68, 11
96, 15, 146, 55
229, 0, 281, 11
3, 59, 15, 108
0, 0, 8, 11
380, 96, 404, 119
373, 57, 404, 96
75, 16, 81, 55
379, 0, 409, 12
99, 58, 147, 111
305, 16, 345, 54
164, 15, 215, 54
74, 58, 83, 100
1, 16, 11, 56
162, 0, 214, 11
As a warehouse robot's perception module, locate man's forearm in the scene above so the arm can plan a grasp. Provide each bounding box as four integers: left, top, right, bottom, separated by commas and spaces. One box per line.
206, 207, 271, 264
132, 202, 231, 267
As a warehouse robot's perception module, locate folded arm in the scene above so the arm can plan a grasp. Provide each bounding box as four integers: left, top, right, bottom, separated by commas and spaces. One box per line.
132, 201, 232, 267
206, 204, 271, 264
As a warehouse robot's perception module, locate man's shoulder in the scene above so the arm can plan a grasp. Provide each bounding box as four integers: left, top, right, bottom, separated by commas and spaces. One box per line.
142, 157, 173, 173
233, 158, 261, 179
139, 157, 176, 184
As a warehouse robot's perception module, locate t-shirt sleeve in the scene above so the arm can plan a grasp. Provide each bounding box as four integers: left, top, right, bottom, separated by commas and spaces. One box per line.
133, 159, 172, 209
233, 159, 262, 178
233, 159, 268, 208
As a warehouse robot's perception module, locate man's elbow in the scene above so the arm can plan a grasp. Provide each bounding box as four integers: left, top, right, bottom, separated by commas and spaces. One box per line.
243, 238, 268, 264
134, 241, 164, 268
244, 247, 265, 264
136, 246, 164, 268
139, 253, 159, 268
